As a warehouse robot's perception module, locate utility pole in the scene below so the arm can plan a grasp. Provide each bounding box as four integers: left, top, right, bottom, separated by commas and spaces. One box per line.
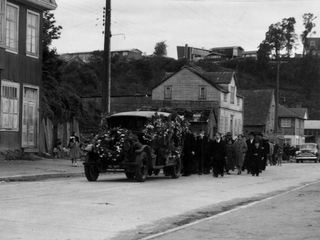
274, 59, 287, 134
102, 0, 111, 114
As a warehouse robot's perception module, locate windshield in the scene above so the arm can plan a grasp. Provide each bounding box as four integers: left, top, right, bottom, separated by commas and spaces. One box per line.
300, 144, 317, 150
108, 116, 148, 131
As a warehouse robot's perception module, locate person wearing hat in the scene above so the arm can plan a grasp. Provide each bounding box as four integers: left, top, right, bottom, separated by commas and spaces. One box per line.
206, 132, 227, 177
255, 132, 269, 171
251, 139, 263, 176
243, 132, 256, 174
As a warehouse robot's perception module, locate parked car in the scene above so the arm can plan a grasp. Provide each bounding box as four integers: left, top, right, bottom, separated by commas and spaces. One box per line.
83, 111, 185, 182
295, 143, 319, 163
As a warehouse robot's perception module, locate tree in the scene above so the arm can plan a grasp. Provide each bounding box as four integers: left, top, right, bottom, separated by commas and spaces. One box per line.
41, 12, 84, 124
262, 17, 297, 59
301, 13, 317, 56
281, 17, 297, 57
153, 41, 167, 57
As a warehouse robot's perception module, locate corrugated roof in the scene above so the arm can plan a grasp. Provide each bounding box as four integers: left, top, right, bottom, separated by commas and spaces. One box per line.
238, 89, 274, 126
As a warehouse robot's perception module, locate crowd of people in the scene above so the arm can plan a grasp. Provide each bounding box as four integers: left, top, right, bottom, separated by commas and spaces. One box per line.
181, 130, 292, 177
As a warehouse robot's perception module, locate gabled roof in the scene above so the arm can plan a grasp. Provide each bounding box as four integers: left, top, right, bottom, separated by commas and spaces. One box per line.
152, 65, 234, 93
237, 89, 274, 126
278, 105, 304, 119
289, 108, 308, 119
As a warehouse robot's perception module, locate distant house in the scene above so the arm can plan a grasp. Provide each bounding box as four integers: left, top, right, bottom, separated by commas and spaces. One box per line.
60, 52, 94, 64
278, 105, 308, 146
242, 51, 257, 59
0, 0, 58, 151
304, 120, 320, 144
151, 65, 244, 139
177, 44, 210, 61
209, 46, 244, 59
237, 89, 276, 137
304, 37, 320, 56
204, 52, 227, 61
111, 49, 142, 60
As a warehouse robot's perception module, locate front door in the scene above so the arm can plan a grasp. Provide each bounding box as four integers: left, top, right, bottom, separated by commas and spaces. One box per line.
22, 86, 38, 148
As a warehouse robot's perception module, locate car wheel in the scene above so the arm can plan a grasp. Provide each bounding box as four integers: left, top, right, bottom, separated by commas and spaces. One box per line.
171, 156, 181, 179
84, 164, 99, 181
125, 172, 135, 179
135, 152, 148, 182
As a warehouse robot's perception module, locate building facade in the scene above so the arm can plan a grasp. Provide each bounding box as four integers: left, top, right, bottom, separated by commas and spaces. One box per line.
177, 44, 210, 61
0, 0, 57, 151
278, 105, 307, 146
151, 65, 243, 139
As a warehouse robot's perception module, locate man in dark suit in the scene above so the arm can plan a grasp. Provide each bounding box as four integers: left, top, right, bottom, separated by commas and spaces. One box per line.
182, 130, 195, 176
207, 132, 227, 177
243, 132, 255, 174
255, 132, 269, 171
195, 129, 209, 175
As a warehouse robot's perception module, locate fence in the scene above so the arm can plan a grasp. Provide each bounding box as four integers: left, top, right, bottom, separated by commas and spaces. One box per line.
39, 118, 80, 155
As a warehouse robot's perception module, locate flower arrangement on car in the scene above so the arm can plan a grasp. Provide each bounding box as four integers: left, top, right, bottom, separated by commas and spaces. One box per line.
84, 112, 190, 164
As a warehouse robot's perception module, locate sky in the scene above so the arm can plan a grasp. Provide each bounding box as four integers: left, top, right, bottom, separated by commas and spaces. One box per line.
51, 0, 320, 59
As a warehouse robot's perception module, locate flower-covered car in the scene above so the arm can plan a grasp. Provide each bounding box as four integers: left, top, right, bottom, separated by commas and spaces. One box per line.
83, 111, 188, 182
295, 143, 319, 163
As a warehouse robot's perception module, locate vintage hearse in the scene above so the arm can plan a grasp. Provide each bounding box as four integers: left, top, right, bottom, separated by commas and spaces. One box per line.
83, 111, 183, 182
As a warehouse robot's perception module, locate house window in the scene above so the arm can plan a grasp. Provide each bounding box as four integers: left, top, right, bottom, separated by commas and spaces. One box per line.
230, 86, 235, 104
199, 86, 206, 100
0, 0, 6, 46
1, 80, 19, 131
237, 97, 240, 106
26, 10, 39, 57
6, 3, 18, 53
223, 93, 227, 102
164, 85, 172, 99
123, 52, 128, 56
281, 118, 291, 128
310, 41, 315, 47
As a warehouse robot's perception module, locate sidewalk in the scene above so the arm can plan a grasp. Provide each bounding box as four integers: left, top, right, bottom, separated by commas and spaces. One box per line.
0, 157, 85, 182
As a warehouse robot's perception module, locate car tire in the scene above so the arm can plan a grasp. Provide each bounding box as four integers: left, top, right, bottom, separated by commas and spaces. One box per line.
171, 156, 181, 179
135, 152, 148, 182
84, 164, 99, 181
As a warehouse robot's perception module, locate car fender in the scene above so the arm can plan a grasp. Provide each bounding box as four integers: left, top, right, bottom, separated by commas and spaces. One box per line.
135, 145, 152, 169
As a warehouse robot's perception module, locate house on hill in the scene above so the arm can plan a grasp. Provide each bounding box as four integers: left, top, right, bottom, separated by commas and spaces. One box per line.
151, 65, 244, 139
0, 0, 58, 151
237, 89, 276, 137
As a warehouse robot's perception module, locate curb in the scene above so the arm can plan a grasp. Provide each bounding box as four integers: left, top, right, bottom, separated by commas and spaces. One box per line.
0, 172, 85, 182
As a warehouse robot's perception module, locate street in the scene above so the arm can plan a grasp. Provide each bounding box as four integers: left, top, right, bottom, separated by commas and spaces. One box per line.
1, 162, 320, 240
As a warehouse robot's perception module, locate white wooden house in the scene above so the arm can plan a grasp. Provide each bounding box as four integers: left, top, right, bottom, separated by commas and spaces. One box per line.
151, 65, 244, 139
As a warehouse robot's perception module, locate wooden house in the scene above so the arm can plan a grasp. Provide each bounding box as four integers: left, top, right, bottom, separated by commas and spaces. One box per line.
278, 105, 308, 146
0, 0, 57, 151
238, 89, 276, 137
151, 65, 244, 139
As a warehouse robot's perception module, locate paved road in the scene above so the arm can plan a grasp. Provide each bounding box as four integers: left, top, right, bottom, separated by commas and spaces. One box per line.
1, 163, 320, 240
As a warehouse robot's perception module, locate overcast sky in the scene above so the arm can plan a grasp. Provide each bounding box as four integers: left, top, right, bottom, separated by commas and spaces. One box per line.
51, 0, 320, 59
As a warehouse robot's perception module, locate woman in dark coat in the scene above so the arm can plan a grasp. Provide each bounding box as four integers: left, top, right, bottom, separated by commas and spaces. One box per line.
225, 138, 235, 174
251, 140, 263, 176
207, 132, 227, 177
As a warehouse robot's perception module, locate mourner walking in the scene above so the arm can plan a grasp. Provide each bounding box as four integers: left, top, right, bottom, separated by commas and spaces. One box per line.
207, 132, 227, 178
233, 134, 248, 175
